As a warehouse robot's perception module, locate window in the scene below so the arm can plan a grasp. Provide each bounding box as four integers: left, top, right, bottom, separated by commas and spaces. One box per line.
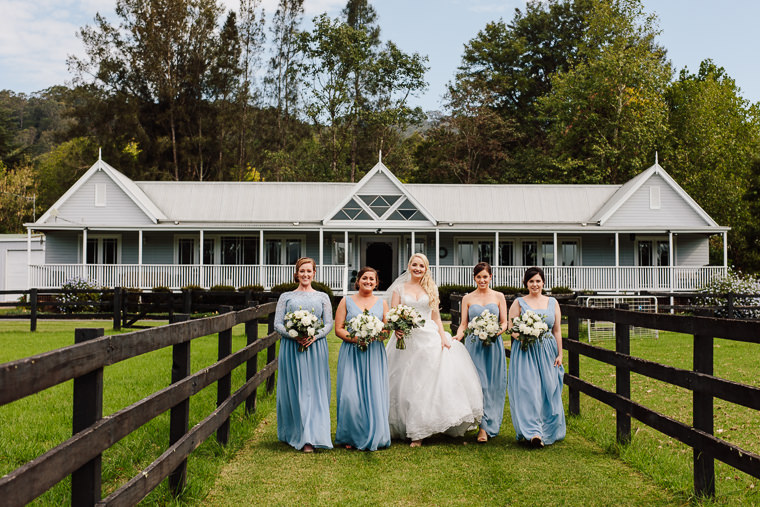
81, 235, 120, 264
637, 239, 669, 266
203, 238, 215, 265
499, 241, 514, 266
541, 241, 554, 266
404, 236, 427, 260
265, 238, 304, 265
221, 236, 256, 265
178, 238, 195, 265
95, 184, 106, 207
560, 241, 579, 266
456, 239, 493, 265
522, 241, 537, 266
333, 236, 354, 266
176, 236, 217, 264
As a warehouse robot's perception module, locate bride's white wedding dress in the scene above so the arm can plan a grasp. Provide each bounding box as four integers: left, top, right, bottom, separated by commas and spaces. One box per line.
386, 286, 484, 440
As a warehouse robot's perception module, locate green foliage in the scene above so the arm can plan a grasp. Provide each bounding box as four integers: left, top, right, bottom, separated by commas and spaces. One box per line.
270, 281, 333, 298
0, 161, 36, 232
238, 284, 265, 292
58, 277, 101, 313
181, 284, 205, 292
208, 284, 235, 292
151, 286, 172, 293
437, 284, 475, 312
698, 268, 760, 319
493, 285, 525, 295
549, 286, 573, 294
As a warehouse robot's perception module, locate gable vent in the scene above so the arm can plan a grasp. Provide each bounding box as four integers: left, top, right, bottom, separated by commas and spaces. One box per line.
95, 183, 106, 207
649, 186, 661, 210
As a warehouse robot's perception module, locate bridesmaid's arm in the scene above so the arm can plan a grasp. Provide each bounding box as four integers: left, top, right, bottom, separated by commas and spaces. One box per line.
334, 298, 355, 343
431, 307, 451, 349
273, 293, 290, 338
497, 293, 510, 335
453, 295, 470, 341
508, 299, 521, 341
315, 292, 333, 340
553, 300, 563, 367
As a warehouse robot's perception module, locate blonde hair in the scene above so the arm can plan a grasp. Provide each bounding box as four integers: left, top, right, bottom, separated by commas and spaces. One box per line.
408, 253, 439, 310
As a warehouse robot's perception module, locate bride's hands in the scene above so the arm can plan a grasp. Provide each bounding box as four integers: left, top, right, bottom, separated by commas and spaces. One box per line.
440, 333, 451, 349
395, 330, 404, 339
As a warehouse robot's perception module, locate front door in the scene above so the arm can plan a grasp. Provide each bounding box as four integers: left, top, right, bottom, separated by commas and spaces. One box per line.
360, 236, 397, 291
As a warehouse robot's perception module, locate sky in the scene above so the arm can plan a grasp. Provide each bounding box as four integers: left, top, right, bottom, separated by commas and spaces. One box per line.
1, 0, 759, 112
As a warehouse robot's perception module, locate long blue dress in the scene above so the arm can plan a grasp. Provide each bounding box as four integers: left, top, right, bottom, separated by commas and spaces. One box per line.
335, 297, 390, 451
464, 303, 507, 437
507, 296, 566, 445
274, 290, 334, 450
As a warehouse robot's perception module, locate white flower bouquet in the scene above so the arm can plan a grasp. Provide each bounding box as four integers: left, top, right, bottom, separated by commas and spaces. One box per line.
465, 309, 501, 346
385, 305, 425, 349
347, 309, 388, 351
508, 309, 549, 351
284, 308, 324, 352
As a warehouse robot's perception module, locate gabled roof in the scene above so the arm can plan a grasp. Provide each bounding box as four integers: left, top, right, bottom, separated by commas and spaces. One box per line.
321, 160, 437, 225
37, 158, 167, 224
589, 163, 718, 226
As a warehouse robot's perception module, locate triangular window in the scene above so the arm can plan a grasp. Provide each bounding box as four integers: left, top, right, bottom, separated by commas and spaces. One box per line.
331, 198, 374, 221
388, 198, 421, 221
358, 194, 401, 218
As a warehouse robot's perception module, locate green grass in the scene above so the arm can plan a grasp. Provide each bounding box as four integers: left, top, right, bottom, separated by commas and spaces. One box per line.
566, 327, 760, 505
0, 320, 277, 505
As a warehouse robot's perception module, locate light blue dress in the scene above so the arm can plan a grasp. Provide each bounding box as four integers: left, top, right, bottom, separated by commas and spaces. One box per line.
507, 297, 566, 445
335, 297, 390, 451
464, 303, 507, 437
274, 290, 334, 450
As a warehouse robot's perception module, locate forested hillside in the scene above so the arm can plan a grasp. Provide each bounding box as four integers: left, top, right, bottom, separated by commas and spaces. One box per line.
1, 0, 759, 270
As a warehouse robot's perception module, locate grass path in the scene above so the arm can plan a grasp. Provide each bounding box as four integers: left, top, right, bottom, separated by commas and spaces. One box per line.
206, 335, 677, 506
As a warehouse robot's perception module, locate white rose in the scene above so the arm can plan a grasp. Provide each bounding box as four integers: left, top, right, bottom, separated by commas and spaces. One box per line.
288, 329, 298, 338
300, 317, 312, 327
390, 314, 399, 322
307, 326, 315, 336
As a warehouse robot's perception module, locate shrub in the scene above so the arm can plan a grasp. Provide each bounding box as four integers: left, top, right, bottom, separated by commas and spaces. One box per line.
549, 286, 573, 294
493, 285, 524, 295
438, 284, 475, 313
181, 284, 204, 292
58, 277, 101, 314
238, 284, 264, 292
151, 286, 172, 293
210, 284, 236, 292
270, 281, 334, 298
699, 269, 760, 319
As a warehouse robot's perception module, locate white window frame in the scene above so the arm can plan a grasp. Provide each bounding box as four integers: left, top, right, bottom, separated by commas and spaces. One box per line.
78, 234, 122, 264
331, 234, 355, 267
454, 236, 496, 266
558, 236, 583, 266
265, 235, 306, 265
635, 236, 673, 267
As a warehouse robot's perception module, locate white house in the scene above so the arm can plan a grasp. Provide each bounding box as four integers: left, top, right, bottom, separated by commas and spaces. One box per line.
24, 155, 728, 294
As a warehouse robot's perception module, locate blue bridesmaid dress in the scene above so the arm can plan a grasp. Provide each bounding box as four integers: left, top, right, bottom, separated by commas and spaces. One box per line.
507, 296, 566, 445
464, 303, 508, 438
335, 297, 390, 450
274, 290, 334, 450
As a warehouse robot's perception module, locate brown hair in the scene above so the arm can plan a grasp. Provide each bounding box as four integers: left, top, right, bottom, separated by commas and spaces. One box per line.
293, 257, 317, 282
522, 266, 545, 288
354, 266, 379, 290
473, 262, 492, 278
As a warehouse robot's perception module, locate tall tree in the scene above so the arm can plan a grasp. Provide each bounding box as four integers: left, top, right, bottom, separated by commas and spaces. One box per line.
538, 0, 671, 183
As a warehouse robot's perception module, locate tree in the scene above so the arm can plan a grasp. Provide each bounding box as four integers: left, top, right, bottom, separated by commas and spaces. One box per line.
0, 162, 37, 233
538, 0, 671, 183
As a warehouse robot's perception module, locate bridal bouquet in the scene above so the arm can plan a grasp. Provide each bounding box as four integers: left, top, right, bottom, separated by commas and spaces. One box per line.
348, 309, 388, 351
508, 310, 549, 351
284, 308, 324, 352
385, 305, 425, 349
465, 309, 501, 346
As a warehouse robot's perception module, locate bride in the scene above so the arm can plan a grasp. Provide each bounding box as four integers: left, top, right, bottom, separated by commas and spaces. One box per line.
386, 253, 483, 446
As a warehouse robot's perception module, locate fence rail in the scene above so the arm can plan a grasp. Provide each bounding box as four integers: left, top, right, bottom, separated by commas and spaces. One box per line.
562, 304, 760, 498
0, 301, 280, 506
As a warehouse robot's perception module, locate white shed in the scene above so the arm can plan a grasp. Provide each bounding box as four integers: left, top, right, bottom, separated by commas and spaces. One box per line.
0, 234, 45, 301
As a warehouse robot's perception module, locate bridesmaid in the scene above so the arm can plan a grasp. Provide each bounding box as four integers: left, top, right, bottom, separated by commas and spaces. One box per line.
334, 266, 391, 451
274, 257, 334, 453
453, 262, 508, 443
507, 266, 565, 447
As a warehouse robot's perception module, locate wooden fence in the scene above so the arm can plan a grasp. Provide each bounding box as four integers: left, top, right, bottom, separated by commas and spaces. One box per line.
0, 301, 279, 506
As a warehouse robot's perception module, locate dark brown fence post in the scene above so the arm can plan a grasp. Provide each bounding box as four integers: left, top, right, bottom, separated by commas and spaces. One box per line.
726, 292, 735, 319
615, 304, 631, 445
266, 307, 276, 394
30, 288, 38, 332
567, 307, 580, 416
245, 303, 260, 414
72, 328, 104, 507
112, 287, 121, 331
167, 291, 175, 322
168, 313, 191, 496
693, 332, 715, 498
217, 305, 233, 445
183, 289, 192, 314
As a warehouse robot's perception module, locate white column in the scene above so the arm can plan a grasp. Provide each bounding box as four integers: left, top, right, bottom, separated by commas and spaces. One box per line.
494, 231, 499, 267
411, 230, 416, 256
82, 228, 88, 279
723, 231, 728, 274
138, 230, 143, 289
435, 228, 440, 284
668, 231, 674, 291
318, 227, 324, 279
343, 230, 349, 295
259, 230, 265, 288
199, 229, 205, 288
553, 231, 558, 289
27, 228, 31, 289
615, 232, 620, 293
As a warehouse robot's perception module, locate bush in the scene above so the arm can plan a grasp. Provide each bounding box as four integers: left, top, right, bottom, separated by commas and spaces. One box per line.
699, 269, 760, 319
270, 281, 334, 298
151, 286, 172, 293
238, 284, 264, 292
210, 284, 236, 292
549, 286, 573, 295
493, 285, 524, 295
58, 277, 101, 314
181, 284, 204, 292
438, 284, 475, 313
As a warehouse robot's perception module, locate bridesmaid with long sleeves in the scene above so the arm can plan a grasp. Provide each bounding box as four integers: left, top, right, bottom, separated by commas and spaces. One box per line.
274, 257, 334, 453
453, 262, 509, 442
334, 266, 391, 451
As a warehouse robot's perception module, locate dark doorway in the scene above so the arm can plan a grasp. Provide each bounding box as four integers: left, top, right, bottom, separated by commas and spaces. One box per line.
366, 242, 394, 290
